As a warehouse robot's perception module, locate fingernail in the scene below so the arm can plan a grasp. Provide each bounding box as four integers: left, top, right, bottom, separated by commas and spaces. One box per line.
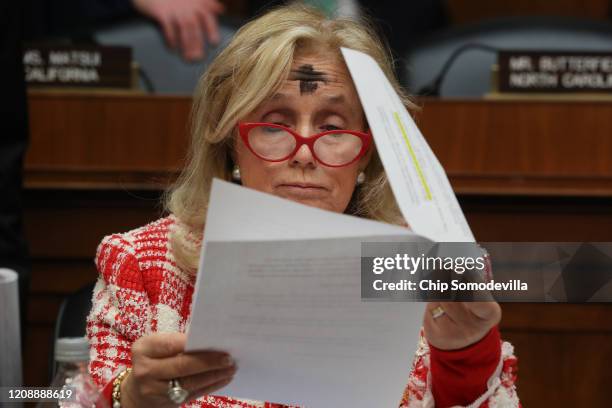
222, 356, 234, 367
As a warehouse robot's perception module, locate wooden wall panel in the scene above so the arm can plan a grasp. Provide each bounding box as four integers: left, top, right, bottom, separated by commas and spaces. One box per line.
22, 188, 162, 387
27, 93, 189, 171
26, 91, 189, 189
500, 331, 612, 406
462, 195, 612, 241
416, 99, 612, 196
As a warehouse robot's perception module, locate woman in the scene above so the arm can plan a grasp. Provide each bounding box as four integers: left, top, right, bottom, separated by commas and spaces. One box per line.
87, 4, 520, 408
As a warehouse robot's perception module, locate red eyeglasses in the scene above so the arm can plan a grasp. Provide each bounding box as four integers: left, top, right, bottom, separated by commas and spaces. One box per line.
238, 122, 372, 167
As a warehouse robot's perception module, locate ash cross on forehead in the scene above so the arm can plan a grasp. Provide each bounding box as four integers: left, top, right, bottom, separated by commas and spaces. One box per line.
289, 64, 329, 94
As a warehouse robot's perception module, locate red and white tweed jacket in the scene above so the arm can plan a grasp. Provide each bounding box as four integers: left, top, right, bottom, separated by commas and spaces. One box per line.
87, 215, 520, 408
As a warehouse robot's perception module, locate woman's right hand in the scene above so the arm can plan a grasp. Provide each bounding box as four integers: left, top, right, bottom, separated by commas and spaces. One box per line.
121, 332, 237, 407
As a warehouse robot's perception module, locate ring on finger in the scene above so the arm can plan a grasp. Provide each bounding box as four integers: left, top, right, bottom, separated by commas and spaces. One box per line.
167, 378, 189, 404
431, 305, 446, 319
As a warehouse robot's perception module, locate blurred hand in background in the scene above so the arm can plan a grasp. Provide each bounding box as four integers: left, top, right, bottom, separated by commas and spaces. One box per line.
132, 0, 224, 61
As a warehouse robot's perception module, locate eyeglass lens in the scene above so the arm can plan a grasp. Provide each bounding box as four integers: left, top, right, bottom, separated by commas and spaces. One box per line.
247, 125, 363, 166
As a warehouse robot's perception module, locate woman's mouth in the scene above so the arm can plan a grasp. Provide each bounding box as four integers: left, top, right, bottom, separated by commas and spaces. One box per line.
276, 183, 328, 198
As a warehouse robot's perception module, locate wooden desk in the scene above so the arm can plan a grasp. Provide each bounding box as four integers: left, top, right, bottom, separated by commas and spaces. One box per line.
24, 91, 612, 406
416, 98, 612, 197
26, 92, 612, 195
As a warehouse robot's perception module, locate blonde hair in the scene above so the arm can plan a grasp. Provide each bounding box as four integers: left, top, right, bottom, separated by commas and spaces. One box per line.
165, 3, 414, 271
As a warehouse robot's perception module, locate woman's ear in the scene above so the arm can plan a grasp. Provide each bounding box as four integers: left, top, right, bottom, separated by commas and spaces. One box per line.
229, 129, 241, 164
229, 146, 237, 166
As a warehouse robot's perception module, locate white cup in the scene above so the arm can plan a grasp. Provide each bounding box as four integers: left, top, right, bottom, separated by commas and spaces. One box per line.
0, 268, 22, 388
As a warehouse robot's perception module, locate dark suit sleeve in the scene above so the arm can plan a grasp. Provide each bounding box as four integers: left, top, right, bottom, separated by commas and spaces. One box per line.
0, 0, 31, 337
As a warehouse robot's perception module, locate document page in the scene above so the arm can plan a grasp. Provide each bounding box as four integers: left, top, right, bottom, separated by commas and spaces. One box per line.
203, 178, 413, 242
186, 180, 427, 407
341, 47, 475, 242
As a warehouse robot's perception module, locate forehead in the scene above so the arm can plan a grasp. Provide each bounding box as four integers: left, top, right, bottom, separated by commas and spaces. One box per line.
278, 51, 357, 96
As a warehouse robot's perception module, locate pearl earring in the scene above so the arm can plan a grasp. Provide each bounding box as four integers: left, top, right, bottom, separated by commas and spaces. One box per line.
356, 171, 366, 185
232, 165, 241, 182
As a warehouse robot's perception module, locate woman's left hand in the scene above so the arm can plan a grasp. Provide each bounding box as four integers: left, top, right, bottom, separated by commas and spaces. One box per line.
423, 302, 501, 350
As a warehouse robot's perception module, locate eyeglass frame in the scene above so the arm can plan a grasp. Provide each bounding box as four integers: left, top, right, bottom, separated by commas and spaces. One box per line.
237, 122, 373, 168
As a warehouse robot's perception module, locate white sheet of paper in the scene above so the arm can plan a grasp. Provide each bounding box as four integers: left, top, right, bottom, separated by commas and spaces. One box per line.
186, 180, 427, 407
204, 177, 414, 242
341, 47, 475, 242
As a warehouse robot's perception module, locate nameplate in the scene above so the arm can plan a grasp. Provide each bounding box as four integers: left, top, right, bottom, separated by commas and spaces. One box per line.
498, 50, 612, 93
23, 44, 132, 88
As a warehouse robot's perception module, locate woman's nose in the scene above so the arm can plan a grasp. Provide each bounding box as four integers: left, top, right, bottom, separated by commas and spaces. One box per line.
296, 123, 315, 138
290, 143, 316, 168
290, 123, 317, 167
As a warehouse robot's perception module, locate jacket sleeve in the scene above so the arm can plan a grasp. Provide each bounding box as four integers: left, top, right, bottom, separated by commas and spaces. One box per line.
86, 233, 151, 388
86, 234, 289, 408
398, 328, 520, 408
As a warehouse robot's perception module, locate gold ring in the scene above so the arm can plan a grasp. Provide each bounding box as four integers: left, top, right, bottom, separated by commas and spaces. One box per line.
431, 305, 445, 319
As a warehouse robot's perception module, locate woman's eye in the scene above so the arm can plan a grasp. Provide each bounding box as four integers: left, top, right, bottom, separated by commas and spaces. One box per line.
321, 124, 342, 131
262, 126, 284, 133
